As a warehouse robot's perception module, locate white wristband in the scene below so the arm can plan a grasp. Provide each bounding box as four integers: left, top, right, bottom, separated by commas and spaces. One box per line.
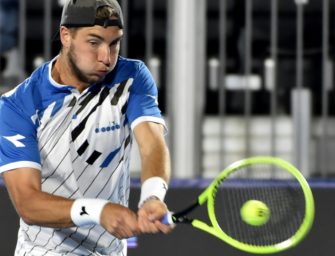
138, 177, 168, 208
70, 198, 109, 226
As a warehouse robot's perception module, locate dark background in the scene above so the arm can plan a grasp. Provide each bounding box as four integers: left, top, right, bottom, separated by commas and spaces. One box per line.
1, 181, 334, 256
2, 0, 334, 116
1, 1, 335, 253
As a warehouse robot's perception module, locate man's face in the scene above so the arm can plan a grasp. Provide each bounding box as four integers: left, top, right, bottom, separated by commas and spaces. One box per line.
62, 25, 123, 85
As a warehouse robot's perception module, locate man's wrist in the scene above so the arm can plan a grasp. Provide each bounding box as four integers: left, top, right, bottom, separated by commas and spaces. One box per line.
138, 177, 168, 208
70, 198, 109, 226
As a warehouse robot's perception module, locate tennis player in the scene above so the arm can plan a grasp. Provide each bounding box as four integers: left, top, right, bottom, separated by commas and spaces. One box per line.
0, 0, 171, 255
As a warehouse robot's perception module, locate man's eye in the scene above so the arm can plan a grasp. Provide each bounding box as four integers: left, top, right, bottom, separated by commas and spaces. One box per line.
110, 40, 121, 47
89, 41, 98, 46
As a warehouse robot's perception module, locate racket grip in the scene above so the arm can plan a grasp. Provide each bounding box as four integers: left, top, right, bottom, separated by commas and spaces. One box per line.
161, 212, 174, 225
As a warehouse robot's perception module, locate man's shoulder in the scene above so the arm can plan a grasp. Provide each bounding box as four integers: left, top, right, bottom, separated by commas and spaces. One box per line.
27, 63, 50, 88
1, 63, 50, 111
117, 56, 143, 65
117, 56, 146, 72
108, 56, 151, 84
7, 63, 49, 96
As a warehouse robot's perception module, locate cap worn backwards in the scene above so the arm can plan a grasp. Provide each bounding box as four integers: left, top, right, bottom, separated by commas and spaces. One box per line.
60, 0, 124, 29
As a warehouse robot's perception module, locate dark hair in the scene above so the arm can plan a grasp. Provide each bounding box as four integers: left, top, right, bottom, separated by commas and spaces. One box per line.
96, 5, 119, 20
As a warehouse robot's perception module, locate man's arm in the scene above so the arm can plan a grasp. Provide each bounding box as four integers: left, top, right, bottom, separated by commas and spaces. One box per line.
134, 122, 170, 183
2, 168, 140, 239
134, 121, 172, 233
3, 168, 73, 227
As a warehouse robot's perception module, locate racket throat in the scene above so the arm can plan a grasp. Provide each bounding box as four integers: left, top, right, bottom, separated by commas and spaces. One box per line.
173, 215, 193, 224
172, 201, 200, 224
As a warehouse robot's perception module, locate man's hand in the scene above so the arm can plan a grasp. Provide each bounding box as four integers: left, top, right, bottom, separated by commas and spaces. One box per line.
137, 198, 172, 234
100, 203, 140, 239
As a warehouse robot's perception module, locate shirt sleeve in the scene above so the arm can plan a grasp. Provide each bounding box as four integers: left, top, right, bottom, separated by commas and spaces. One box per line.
0, 99, 41, 173
126, 62, 166, 130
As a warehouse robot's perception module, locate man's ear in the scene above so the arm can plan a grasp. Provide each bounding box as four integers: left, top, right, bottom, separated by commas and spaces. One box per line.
60, 26, 72, 49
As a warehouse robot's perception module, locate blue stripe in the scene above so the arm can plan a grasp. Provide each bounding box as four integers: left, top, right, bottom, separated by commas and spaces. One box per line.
100, 147, 121, 168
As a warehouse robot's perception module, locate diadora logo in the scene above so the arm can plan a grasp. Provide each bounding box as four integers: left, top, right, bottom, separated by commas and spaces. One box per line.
95, 122, 121, 133
3, 134, 26, 148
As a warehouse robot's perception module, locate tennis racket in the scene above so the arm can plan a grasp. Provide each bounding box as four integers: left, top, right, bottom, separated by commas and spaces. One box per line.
162, 156, 314, 254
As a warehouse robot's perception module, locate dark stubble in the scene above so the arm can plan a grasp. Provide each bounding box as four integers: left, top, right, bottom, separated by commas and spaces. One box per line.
67, 44, 101, 85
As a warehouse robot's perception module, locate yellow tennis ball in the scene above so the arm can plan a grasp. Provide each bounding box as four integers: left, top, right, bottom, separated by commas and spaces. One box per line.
240, 200, 270, 226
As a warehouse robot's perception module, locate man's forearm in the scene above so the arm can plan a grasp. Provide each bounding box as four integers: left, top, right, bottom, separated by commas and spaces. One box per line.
140, 142, 171, 182
15, 189, 74, 227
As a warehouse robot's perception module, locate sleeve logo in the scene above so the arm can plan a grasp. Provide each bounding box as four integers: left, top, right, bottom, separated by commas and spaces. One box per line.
3, 134, 26, 148
146, 94, 159, 105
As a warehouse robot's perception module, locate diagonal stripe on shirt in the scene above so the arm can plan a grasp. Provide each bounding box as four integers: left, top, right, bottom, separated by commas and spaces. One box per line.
77, 140, 89, 156
41, 148, 70, 184
75, 86, 102, 116
86, 150, 102, 165
40, 106, 74, 152
71, 87, 111, 142
111, 80, 128, 105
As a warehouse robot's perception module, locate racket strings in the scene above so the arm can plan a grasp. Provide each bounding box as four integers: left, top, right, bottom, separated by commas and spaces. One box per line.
213, 164, 306, 246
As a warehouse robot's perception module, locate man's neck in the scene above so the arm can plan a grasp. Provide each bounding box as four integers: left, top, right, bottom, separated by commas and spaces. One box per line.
51, 54, 89, 93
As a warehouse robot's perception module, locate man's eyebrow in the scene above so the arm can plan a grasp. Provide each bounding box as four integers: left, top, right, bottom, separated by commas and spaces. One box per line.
87, 33, 104, 40
110, 35, 123, 44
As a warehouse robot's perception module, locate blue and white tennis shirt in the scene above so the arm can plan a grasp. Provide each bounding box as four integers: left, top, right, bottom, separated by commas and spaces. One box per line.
0, 56, 165, 255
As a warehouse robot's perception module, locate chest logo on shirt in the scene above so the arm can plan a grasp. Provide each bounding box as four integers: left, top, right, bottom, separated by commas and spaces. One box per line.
70, 80, 133, 168
95, 122, 121, 133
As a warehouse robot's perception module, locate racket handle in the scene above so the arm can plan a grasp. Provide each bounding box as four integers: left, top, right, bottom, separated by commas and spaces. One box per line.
161, 212, 174, 225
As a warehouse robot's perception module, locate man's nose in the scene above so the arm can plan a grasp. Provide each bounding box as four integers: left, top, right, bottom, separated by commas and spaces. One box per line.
98, 45, 111, 66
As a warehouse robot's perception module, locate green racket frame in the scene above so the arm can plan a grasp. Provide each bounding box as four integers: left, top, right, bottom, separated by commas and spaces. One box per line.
191, 156, 315, 254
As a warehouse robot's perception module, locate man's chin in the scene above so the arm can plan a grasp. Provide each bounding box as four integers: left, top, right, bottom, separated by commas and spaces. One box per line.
86, 74, 105, 84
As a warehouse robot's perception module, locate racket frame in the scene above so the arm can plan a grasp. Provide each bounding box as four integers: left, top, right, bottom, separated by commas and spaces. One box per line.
179, 156, 315, 254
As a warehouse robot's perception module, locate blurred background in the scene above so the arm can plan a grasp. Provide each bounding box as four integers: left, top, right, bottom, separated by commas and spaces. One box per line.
1, 0, 335, 255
